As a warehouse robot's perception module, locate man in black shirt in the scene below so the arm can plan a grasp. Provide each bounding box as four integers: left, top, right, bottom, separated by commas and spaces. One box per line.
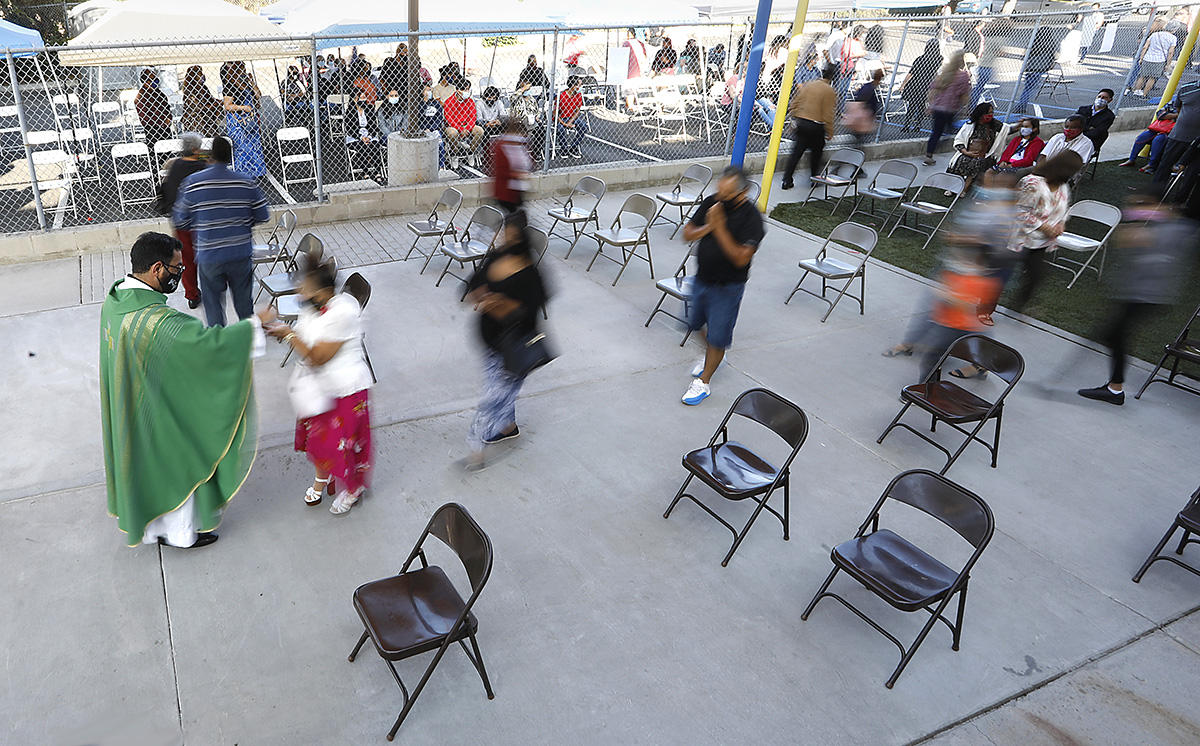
680, 166, 766, 405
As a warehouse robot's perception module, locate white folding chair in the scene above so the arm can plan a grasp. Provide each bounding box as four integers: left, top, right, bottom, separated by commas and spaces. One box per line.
547, 175, 606, 259
405, 187, 462, 273
846, 159, 919, 227
31, 148, 79, 218
0, 104, 21, 144
90, 101, 125, 144
111, 142, 155, 213
889, 172, 966, 251
51, 93, 82, 130
785, 222, 879, 322
652, 164, 713, 239
153, 138, 182, 177
60, 127, 100, 185
650, 86, 689, 144
587, 193, 659, 286
806, 148, 866, 214
1048, 200, 1121, 289
276, 126, 316, 188
118, 89, 143, 141
25, 129, 61, 152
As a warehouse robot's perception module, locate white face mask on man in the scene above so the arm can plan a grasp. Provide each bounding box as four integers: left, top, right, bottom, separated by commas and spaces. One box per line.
388, 96, 400, 104
1020, 126, 1033, 137
1095, 97, 1108, 108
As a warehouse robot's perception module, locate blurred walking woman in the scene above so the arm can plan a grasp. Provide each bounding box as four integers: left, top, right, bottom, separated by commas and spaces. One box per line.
181, 65, 222, 137
924, 51, 969, 166
220, 61, 267, 177
464, 211, 550, 471
268, 259, 374, 514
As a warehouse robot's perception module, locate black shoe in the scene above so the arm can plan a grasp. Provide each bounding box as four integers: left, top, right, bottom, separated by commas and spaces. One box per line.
1077, 386, 1125, 406
159, 533, 219, 548
482, 425, 520, 445
781, 179, 794, 190
188, 296, 202, 310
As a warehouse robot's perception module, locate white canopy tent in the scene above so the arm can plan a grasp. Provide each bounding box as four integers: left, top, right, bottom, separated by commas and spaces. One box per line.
59, 0, 311, 67
693, 0, 941, 18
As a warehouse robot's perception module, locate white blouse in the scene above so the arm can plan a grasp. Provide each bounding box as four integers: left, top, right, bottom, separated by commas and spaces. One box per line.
294, 293, 373, 398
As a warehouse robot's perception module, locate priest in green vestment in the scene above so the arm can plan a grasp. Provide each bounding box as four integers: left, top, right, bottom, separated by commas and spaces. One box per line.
100, 231, 270, 548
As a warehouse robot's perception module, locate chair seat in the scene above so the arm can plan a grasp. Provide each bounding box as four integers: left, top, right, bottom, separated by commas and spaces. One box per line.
901, 201, 950, 215
282, 153, 314, 164
353, 565, 477, 660
593, 227, 644, 246
441, 240, 488, 261
1055, 232, 1100, 252
548, 207, 593, 222
656, 191, 701, 206
407, 219, 452, 236
902, 380, 994, 423
683, 440, 779, 499
862, 187, 902, 200
276, 293, 301, 320
812, 175, 853, 187
831, 528, 958, 611
1166, 340, 1200, 364
656, 274, 695, 299
260, 272, 298, 295
799, 256, 858, 279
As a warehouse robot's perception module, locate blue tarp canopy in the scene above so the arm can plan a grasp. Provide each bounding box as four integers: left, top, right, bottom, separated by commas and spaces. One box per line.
0, 19, 46, 56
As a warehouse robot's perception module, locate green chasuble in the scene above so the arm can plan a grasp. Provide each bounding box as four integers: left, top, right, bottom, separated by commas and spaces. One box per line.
99, 280, 258, 546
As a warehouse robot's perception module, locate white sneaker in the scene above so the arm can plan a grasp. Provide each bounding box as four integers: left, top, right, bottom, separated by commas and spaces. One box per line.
681, 378, 710, 406
450, 155, 461, 169
468, 152, 478, 167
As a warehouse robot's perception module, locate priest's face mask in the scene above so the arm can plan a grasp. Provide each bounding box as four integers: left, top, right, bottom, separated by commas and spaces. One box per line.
156, 253, 184, 294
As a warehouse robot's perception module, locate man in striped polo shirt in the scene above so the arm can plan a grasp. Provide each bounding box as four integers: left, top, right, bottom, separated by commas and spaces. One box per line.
173, 136, 270, 327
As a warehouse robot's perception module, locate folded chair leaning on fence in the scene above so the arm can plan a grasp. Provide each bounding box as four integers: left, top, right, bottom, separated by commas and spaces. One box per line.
785, 221, 879, 323
1134, 300, 1200, 400
877, 334, 1024, 475
405, 187, 462, 273
347, 502, 496, 741
111, 142, 156, 213
1047, 200, 1121, 289
801, 469, 994, 688
663, 388, 809, 567
651, 164, 713, 239
888, 172, 967, 251
546, 175, 605, 259
1132, 485, 1200, 584
846, 159, 919, 228
586, 193, 659, 286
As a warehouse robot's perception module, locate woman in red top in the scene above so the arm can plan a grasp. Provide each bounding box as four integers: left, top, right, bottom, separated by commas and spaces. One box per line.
993, 117, 1044, 173
556, 76, 588, 159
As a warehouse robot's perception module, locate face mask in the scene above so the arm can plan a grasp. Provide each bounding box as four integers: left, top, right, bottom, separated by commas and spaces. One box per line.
1095, 97, 1108, 108
388, 96, 399, 104
158, 266, 181, 294
981, 113, 993, 123
1020, 126, 1033, 137
1063, 128, 1081, 139
423, 90, 432, 101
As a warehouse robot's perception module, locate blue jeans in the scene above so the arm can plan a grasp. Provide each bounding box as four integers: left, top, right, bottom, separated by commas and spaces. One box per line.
754, 98, 776, 129
1015, 71, 1046, 113
468, 348, 525, 452
688, 280, 746, 349
927, 109, 956, 156
557, 118, 589, 151
197, 256, 254, 327
970, 66, 994, 105
1129, 129, 1168, 168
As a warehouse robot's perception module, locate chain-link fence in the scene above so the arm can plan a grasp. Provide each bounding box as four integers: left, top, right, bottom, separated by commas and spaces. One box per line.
1, 4, 1196, 235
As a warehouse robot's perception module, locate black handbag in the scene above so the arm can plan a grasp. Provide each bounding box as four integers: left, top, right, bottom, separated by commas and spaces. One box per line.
497, 324, 556, 377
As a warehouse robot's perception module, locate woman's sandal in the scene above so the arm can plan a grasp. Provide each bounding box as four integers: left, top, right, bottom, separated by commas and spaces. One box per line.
978, 313, 994, 327
330, 487, 364, 515
305, 476, 331, 507
882, 345, 913, 358
949, 365, 988, 380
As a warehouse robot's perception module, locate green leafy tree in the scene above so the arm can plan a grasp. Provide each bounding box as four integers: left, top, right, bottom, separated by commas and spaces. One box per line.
0, 0, 68, 45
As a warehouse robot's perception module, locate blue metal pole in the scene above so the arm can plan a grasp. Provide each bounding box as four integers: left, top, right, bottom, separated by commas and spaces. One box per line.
729, 0, 773, 167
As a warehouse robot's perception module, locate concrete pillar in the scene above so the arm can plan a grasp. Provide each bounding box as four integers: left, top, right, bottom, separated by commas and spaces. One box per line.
386, 131, 439, 186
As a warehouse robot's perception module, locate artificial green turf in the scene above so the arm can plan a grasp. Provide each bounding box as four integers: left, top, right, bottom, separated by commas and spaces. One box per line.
770, 161, 1200, 367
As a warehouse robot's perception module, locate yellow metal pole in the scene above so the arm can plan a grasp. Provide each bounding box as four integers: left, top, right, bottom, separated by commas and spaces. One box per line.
757, 0, 813, 213
1140, 11, 1200, 157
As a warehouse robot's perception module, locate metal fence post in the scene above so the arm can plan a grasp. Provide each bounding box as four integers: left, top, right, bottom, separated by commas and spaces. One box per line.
877, 18, 910, 144
724, 20, 753, 158
1004, 10, 1041, 121
1114, 10, 1158, 111
309, 39, 325, 202
542, 28, 559, 171
6, 49, 46, 231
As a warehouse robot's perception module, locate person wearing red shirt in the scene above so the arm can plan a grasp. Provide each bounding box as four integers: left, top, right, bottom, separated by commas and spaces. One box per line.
993, 117, 1045, 174
490, 119, 532, 212
556, 75, 588, 159
443, 79, 484, 168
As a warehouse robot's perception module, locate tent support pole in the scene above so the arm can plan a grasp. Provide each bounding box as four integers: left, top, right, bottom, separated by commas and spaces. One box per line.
7, 49, 47, 231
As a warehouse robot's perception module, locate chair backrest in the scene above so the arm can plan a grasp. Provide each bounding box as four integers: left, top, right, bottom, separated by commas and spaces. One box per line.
744, 180, 761, 205
26, 130, 60, 147
947, 334, 1024, 386
678, 163, 713, 194
154, 138, 182, 157
343, 271, 371, 310
91, 100, 120, 116
112, 142, 149, 159
294, 232, 324, 267
824, 148, 865, 178
920, 172, 966, 197
872, 159, 919, 191
279, 208, 298, 241
825, 221, 878, 256
619, 193, 659, 227
1066, 199, 1121, 231
526, 227, 548, 262
277, 126, 311, 143
434, 187, 463, 217
465, 205, 505, 243
420, 503, 493, 593
1031, 103, 1044, 118
572, 175, 606, 208
882, 469, 994, 549
730, 388, 810, 450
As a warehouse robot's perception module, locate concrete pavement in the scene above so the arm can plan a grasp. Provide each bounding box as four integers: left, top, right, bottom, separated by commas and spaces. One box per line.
1, 145, 1198, 745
